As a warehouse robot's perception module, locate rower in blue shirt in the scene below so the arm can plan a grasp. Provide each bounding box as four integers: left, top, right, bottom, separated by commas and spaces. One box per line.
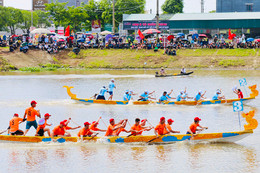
108, 79, 116, 100
176, 91, 185, 101
159, 91, 168, 103
96, 86, 108, 100
212, 89, 225, 100
138, 91, 155, 101
123, 90, 130, 101
194, 90, 206, 101
166, 89, 175, 100
182, 92, 193, 100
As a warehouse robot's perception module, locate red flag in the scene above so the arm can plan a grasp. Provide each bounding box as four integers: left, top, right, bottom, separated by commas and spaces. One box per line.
138, 29, 144, 39
65, 26, 70, 36
228, 29, 236, 40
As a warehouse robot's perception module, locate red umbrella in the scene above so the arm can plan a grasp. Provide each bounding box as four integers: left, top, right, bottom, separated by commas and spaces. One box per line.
58, 39, 65, 42
167, 35, 174, 41
142, 29, 161, 34
255, 39, 260, 42
199, 34, 207, 38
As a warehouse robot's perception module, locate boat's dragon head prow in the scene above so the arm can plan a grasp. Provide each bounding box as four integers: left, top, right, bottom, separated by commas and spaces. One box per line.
242, 110, 258, 130
63, 86, 77, 99
249, 85, 259, 98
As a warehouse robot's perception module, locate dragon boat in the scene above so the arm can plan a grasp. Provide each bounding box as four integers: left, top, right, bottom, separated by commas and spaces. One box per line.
0, 111, 257, 144
63, 85, 258, 106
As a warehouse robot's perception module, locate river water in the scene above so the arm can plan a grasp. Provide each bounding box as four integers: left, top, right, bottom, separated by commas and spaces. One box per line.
0, 70, 259, 173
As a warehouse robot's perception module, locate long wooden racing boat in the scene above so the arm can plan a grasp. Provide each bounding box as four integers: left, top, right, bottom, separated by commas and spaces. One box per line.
0, 111, 257, 144
155, 71, 193, 77
133, 85, 258, 105
64, 85, 258, 106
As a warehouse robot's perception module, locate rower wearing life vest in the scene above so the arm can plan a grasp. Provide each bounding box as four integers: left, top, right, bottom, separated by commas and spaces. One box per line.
138, 91, 155, 101
194, 90, 206, 101
154, 117, 170, 136
23, 100, 41, 136
90, 117, 106, 132
187, 117, 208, 135
105, 118, 125, 136
96, 86, 108, 100
52, 121, 70, 137
108, 79, 116, 101
35, 113, 52, 136
163, 119, 180, 134
77, 122, 97, 137
233, 87, 244, 99
212, 89, 225, 100
8, 113, 26, 136
113, 119, 131, 136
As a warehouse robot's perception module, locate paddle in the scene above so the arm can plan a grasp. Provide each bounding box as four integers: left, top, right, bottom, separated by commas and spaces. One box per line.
0, 120, 25, 135
85, 133, 99, 141
147, 135, 164, 144
187, 128, 207, 140
71, 119, 81, 127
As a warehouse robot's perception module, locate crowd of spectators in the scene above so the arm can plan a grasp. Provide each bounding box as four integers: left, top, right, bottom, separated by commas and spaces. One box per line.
1, 32, 259, 55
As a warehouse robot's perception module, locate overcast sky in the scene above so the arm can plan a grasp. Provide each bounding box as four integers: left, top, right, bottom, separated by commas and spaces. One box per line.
4, 0, 216, 13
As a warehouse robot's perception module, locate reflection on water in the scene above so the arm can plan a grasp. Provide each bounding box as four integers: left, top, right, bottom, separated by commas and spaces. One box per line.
0, 70, 259, 172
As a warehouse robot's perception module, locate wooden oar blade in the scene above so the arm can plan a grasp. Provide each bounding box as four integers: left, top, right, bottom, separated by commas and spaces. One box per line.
42, 138, 52, 142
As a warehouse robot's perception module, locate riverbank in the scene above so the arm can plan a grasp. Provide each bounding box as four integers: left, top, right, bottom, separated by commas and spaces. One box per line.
0, 47, 259, 71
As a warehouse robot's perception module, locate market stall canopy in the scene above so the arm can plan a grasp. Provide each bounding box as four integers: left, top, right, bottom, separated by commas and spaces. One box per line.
30, 28, 51, 34
142, 29, 161, 35
100, 30, 112, 35
106, 34, 113, 41
192, 34, 199, 39
255, 39, 260, 42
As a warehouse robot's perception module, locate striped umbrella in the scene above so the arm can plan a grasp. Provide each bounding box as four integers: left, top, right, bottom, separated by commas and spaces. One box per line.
142, 29, 161, 35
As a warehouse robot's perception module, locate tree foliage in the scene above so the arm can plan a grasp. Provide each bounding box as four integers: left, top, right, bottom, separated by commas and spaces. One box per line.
162, 0, 183, 14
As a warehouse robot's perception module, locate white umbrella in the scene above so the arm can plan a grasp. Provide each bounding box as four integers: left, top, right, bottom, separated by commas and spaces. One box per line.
30, 28, 52, 34
100, 30, 112, 35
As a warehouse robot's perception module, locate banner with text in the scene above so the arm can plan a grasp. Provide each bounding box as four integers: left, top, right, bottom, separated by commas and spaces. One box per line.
123, 21, 170, 30
57, 27, 64, 36
92, 20, 101, 33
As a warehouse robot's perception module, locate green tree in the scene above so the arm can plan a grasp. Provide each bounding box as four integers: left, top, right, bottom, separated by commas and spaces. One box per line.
162, 0, 183, 14
21, 10, 39, 33
4, 7, 24, 34
99, 0, 145, 31
0, 6, 9, 31
45, 0, 69, 27
83, 0, 103, 29
35, 10, 51, 28
67, 6, 88, 31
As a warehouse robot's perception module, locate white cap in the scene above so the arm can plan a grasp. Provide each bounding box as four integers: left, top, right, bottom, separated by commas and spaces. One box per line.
198, 90, 202, 94
125, 90, 129, 93
180, 90, 184, 94
111, 79, 115, 81
145, 91, 149, 94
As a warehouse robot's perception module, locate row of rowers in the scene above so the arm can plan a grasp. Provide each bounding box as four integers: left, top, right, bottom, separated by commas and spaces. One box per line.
7, 101, 208, 137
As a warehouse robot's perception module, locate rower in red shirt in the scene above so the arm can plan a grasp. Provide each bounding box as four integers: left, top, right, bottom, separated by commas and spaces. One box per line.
113, 119, 131, 136
163, 119, 180, 134
62, 118, 81, 137
77, 122, 97, 137
90, 117, 106, 132
105, 118, 125, 136
187, 117, 208, 136
51, 121, 70, 137
233, 88, 244, 99
154, 117, 169, 136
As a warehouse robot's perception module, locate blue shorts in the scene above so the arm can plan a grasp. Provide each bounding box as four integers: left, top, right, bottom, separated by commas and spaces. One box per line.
108, 91, 113, 95
26, 120, 38, 130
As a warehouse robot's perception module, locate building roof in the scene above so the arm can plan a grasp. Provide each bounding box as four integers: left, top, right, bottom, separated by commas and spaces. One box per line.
170, 12, 260, 21
123, 12, 260, 21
